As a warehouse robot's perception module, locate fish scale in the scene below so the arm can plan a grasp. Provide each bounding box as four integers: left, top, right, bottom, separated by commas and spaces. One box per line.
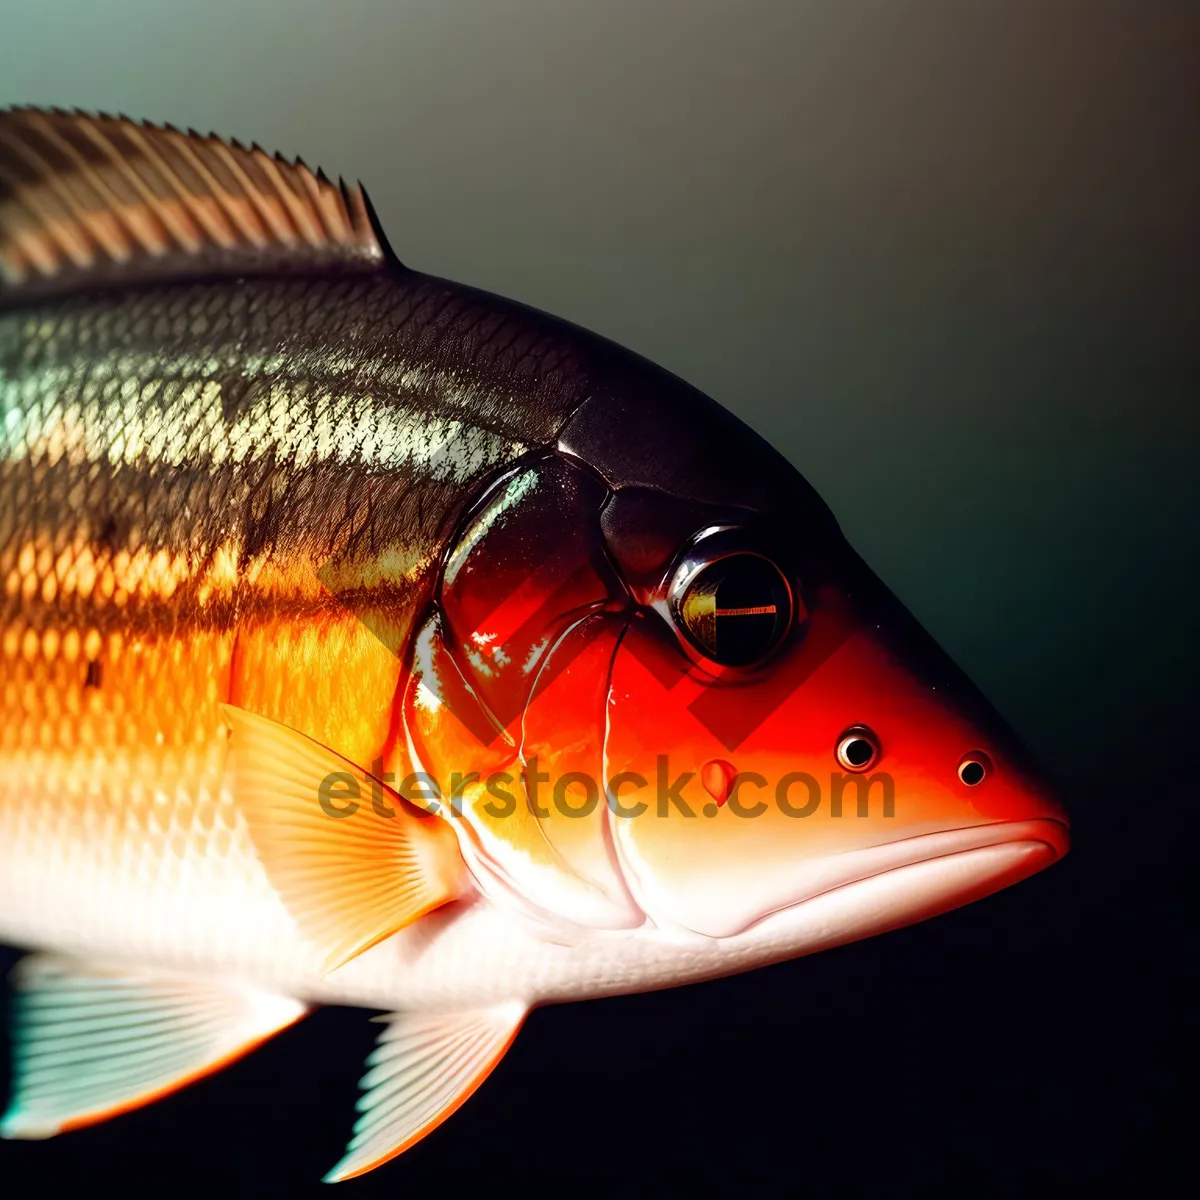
0, 268, 588, 991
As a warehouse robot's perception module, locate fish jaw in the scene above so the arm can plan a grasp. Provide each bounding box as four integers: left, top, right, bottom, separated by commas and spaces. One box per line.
679, 820, 1067, 982
650, 816, 1069, 943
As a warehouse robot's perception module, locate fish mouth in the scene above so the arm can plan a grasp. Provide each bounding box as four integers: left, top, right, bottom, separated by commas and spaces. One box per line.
729, 818, 1070, 946
805, 817, 1069, 900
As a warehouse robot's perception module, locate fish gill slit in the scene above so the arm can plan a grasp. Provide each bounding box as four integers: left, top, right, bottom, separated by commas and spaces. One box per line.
599, 620, 644, 921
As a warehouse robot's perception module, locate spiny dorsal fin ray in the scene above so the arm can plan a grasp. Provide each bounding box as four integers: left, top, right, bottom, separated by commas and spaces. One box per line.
0, 107, 393, 296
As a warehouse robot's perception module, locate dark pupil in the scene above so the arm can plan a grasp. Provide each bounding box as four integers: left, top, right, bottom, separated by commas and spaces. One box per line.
680, 555, 790, 666
960, 760, 985, 785
845, 738, 874, 767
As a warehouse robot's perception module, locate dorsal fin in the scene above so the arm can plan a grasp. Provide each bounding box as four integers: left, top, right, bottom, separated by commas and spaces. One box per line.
0, 107, 394, 298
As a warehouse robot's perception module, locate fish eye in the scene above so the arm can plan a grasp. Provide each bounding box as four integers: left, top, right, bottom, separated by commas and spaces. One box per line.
957, 752, 992, 786
669, 547, 795, 668
836, 726, 879, 772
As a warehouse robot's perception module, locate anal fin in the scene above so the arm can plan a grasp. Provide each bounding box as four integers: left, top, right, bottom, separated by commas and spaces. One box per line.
1, 955, 308, 1139
325, 1003, 527, 1183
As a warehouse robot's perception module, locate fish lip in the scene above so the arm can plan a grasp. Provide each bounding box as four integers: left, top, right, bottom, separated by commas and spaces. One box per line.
895, 816, 1069, 866
811, 817, 1071, 895
727, 817, 1071, 939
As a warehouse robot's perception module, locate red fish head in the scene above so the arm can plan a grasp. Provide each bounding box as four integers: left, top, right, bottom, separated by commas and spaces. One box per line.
554, 366, 1070, 946
596, 543, 1070, 941
427, 360, 1069, 952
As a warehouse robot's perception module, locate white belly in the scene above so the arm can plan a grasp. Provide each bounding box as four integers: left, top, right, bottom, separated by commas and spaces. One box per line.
0, 737, 1057, 1019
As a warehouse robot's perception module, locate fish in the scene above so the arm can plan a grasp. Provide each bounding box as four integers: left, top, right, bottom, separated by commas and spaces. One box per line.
0, 107, 1069, 1182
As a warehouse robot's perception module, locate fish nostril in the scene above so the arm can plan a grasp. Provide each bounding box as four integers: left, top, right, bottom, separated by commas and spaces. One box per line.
836, 726, 879, 772
957, 752, 991, 786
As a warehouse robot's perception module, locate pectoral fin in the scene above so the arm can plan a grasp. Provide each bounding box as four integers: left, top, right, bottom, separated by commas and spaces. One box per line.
0, 955, 308, 1139
324, 1003, 528, 1183
220, 704, 467, 974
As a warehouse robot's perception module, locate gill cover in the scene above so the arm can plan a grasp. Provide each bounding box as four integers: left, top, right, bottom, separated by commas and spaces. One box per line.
404, 451, 641, 931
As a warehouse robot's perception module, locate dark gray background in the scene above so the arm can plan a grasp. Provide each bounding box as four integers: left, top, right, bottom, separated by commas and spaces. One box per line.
1, 2, 1193, 1192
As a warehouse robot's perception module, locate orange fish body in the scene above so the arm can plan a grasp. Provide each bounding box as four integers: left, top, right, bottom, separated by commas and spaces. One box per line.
0, 109, 1068, 1182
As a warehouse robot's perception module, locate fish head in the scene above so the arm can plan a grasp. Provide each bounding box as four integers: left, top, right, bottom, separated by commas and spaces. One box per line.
425, 354, 1069, 957
596, 537, 1072, 943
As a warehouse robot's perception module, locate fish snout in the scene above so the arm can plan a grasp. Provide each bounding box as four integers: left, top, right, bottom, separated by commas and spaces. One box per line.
849, 588, 1072, 848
